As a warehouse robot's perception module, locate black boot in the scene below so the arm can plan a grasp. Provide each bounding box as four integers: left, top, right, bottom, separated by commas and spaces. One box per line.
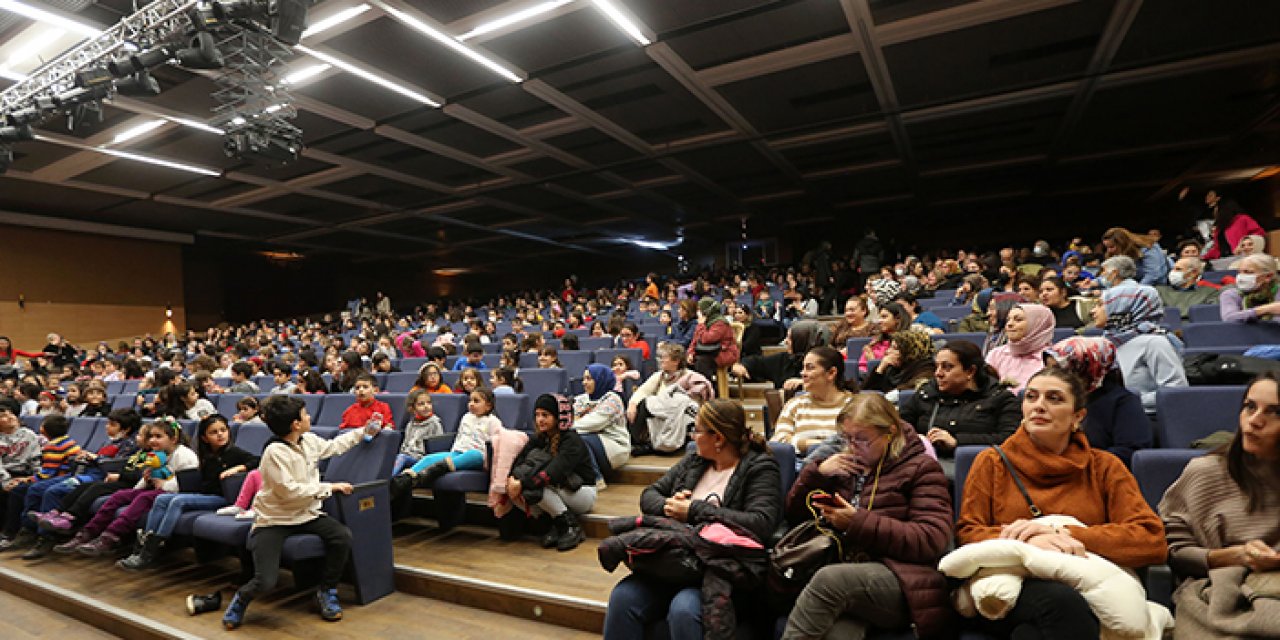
554, 512, 585, 552
497, 511, 526, 541
389, 473, 416, 500
118, 531, 164, 571
540, 514, 564, 548
415, 461, 450, 487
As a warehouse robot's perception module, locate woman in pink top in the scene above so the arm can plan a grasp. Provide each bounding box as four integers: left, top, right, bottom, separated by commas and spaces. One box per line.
985, 303, 1055, 393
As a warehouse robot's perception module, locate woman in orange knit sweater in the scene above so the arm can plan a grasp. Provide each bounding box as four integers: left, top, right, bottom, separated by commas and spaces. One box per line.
956, 367, 1166, 639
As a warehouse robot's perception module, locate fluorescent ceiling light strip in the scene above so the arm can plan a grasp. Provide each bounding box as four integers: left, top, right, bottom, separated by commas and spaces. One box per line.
377, 3, 523, 83
109, 118, 165, 145
33, 133, 221, 176
296, 44, 440, 106
166, 116, 223, 135
591, 0, 649, 45
301, 3, 371, 39
0, 68, 26, 81
282, 63, 331, 85
0, 0, 101, 38
457, 0, 571, 41
7, 27, 65, 67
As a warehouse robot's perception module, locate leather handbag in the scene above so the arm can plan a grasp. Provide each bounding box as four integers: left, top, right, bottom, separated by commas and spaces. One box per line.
768, 490, 846, 595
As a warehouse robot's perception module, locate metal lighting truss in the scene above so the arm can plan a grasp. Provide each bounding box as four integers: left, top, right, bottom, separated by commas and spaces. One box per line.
0, 0, 196, 115
211, 27, 298, 134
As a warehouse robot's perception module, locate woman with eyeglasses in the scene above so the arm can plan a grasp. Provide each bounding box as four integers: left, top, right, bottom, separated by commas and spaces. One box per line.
603, 399, 781, 640
780, 393, 953, 640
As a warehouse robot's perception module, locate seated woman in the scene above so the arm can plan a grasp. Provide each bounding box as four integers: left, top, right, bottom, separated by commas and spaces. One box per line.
1235, 233, 1266, 257
770, 347, 856, 456
1103, 227, 1169, 286
986, 303, 1055, 393
626, 343, 712, 456
858, 302, 910, 374
574, 364, 631, 471
952, 273, 988, 308
504, 394, 597, 551
618, 322, 651, 361
982, 293, 1023, 356
1159, 372, 1280, 637
1202, 193, 1265, 263
898, 341, 1019, 476
829, 297, 876, 355
957, 367, 1166, 639
731, 305, 763, 358
730, 320, 829, 391
1219, 253, 1280, 324
603, 400, 781, 640
689, 298, 739, 385
1090, 262, 1187, 415
781, 394, 952, 640
1038, 277, 1084, 329
1042, 337, 1150, 467
862, 329, 936, 393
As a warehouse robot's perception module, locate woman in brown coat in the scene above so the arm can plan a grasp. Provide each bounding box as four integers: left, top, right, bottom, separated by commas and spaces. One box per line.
780, 393, 954, 640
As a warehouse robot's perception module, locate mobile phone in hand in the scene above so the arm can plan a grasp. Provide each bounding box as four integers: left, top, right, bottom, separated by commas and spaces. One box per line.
811, 492, 837, 507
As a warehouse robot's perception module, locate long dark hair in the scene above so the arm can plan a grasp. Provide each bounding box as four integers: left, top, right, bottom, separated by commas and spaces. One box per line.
938, 341, 997, 389
1223, 373, 1280, 512
195, 414, 232, 461
807, 346, 857, 393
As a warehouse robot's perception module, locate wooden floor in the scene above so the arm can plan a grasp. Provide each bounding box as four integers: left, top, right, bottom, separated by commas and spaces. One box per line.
0, 548, 599, 640
0, 588, 118, 639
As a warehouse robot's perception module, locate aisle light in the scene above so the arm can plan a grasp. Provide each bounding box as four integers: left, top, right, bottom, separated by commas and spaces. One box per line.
457, 0, 572, 41
591, 0, 649, 45
296, 44, 440, 106
109, 118, 165, 145
373, 1, 522, 83
0, 0, 101, 38
301, 3, 371, 39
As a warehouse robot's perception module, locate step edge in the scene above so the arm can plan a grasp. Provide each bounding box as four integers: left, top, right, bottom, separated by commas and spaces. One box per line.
394, 563, 608, 612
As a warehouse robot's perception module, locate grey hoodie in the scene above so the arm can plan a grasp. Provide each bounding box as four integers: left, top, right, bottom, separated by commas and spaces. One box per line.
0, 427, 40, 484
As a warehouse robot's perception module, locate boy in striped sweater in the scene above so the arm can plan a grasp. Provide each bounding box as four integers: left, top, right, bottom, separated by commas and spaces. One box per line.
0, 414, 82, 555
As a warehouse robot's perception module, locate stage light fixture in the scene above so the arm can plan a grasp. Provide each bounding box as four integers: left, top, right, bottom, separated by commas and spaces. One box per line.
74, 66, 114, 89
107, 48, 171, 77
54, 82, 111, 107
116, 71, 161, 96
0, 124, 34, 142
0, 146, 11, 174
175, 31, 223, 69
5, 106, 41, 126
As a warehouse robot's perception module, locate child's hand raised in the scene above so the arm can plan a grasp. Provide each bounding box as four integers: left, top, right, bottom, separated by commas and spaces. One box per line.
331, 482, 354, 495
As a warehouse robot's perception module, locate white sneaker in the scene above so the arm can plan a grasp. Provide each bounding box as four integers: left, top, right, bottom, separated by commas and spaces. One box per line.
216, 505, 244, 516
234, 509, 256, 520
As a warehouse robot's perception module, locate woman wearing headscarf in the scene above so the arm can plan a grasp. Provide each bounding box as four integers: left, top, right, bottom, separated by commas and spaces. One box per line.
862, 329, 937, 392
731, 320, 830, 391
1090, 278, 1188, 415
981, 292, 1024, 356
986, 303, 1056, 393
505, 394, 597, 551
1042, 337, 1151, 467
689, 297, 739, 388
574, 363, 630, 470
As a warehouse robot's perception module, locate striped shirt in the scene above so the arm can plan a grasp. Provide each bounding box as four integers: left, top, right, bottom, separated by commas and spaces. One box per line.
771, 391, 855, 447
37, 435, 82, 479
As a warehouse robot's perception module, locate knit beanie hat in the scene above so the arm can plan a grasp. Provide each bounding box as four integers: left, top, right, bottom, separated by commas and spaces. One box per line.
534, 393, 574, 431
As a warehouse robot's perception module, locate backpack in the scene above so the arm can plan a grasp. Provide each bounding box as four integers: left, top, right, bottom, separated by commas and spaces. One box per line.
644, 386, 699, 453
1183, 353, 1280, 386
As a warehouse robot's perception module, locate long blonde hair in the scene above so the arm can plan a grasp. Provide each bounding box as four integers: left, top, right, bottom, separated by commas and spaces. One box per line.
837, 393, 905, 459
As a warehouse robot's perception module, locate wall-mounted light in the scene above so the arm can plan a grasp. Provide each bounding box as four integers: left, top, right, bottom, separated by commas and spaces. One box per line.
165, 305, 173, 318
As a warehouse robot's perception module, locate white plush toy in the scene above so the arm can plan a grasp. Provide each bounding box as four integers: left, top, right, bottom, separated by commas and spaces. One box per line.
938, 515, 1172, 639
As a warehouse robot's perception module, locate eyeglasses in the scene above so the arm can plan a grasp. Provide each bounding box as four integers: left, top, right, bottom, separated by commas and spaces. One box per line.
839, 431, 885, 449
691, 427, 717, 438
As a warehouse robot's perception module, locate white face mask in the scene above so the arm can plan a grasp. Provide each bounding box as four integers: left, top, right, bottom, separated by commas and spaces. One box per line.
1167, 270, 1187, 288
894, 268, 905, 277
1236, 273, 1260, 292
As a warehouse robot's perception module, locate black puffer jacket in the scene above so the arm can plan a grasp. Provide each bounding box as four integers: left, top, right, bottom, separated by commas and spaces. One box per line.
640, 448, 782, 542
898, 377, 1020, 457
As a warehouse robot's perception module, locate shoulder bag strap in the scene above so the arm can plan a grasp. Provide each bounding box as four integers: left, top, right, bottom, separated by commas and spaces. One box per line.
992, 445, 1042, 517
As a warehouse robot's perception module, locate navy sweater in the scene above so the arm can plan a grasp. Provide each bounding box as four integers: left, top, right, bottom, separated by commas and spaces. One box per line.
1084, 381, 1152, 467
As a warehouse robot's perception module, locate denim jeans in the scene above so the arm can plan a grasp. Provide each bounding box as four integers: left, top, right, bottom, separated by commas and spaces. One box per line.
144, 492, 229, 538
603, 575, 701, 640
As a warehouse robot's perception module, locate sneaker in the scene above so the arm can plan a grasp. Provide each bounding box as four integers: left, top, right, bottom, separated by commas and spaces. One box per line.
54, 530, 92, 554
215, 505, 244, 517
186, 591, 222, 616
75, 531, 120, 557
316, 588, 343, 622
21, 537, 55, 561
222, 591, 251, 630
0, 530, 37, 552
234, 509, 256, 521
39, 512, 74, 533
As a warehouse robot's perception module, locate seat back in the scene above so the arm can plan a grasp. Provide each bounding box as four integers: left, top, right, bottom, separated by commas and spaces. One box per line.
592, 348, 642, 371
768, 442, 797, 496
215, 393, 248, 418
1162, 306, 1182, 330
234, 424, 274, 455
518, 368, 569, 398
953, 445, 987, 517
938, 332, 986, 348
374, 393, 408, 428
68, 417, 101, 449
1183, 322, 1280, 348
384, 372, 418, 393
560, 351, 593, 376
399, 358, 428, 373
580, 337, 612, 351
1156, 386, 1243, 448
1131, 449, 1206, 511
492, 393, 532, 431
429, 393, 467, 433
323, 430, 401, 483
1187, 304, 1220, 324
316, 394, 356, 426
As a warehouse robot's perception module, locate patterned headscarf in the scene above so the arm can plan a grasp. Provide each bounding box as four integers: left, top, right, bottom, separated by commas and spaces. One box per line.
869, 278, 902, 307
585, 363, 616, 401
534, 393, 574, 430
1043, 337, 1117, 393
1008, 304, 1056, 357
1101, 283, 1182, 351
891, 329, 935, 363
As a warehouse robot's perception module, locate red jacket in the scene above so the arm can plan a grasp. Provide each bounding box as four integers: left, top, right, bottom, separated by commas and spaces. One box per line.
1203, 213, 1265, 259
339, 399, 394, 430
786, 425, 955, 638
692, 320, 739, 368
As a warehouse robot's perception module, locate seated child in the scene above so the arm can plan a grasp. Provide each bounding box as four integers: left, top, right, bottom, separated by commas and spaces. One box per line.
63, 383, 86, 418
63, 418, 198, 556
390, 388, 501, 497
338, 374, 393, 430
393, 390, 443, 475
31, 409, 141, 535
227, 362, 259, 394
490, 367, 523, 396
233, 397, 265, 425
220, 395, 368, 628
611, 355, 641, 393
78, 382, 111, 418
452, 343, 488, 371
0, 414, 81, 555
0, 397, 40, 541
